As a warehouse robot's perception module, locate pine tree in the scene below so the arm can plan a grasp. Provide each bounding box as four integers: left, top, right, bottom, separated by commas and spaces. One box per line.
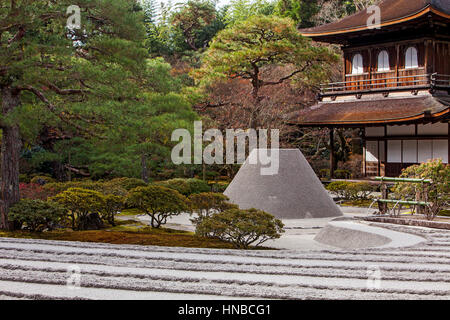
93, 58, 198, 182
142, 0, 159, 24
0, 0, 147, 229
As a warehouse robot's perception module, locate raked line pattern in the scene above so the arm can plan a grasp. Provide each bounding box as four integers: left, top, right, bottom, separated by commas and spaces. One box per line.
0, 222, 449, 300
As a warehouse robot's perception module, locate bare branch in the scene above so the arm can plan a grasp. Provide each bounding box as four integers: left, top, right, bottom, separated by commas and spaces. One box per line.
261, 63, 311, 87
47, 83, 87, 95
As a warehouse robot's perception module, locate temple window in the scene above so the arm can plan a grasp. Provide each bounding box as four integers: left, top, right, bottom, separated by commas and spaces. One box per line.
351, 53, 364, 74
377, 50, 390, 71
405, 46, 418, 69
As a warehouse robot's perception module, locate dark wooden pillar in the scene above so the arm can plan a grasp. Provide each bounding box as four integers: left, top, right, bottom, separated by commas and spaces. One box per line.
329, 127, 335, 179
362, 127, 367, 177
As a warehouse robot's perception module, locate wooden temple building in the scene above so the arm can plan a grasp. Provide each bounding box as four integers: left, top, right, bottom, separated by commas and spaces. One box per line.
294, 0, 450, 177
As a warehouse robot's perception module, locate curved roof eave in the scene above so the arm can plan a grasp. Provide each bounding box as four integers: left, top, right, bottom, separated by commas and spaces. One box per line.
300, 1, 450, 38
293, 108, 449, 127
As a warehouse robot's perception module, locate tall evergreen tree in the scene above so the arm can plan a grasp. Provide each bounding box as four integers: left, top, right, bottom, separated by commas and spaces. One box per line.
171, 0, 217, 51
142, 0, 159, 24
88, 58, 198, 182
0, 0, 147, 229
274, 0, 320, 28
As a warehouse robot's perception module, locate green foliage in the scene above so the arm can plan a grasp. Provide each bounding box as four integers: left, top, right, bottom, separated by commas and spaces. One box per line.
171, 0, 216, 51
156, 178, 211, 196
185, 178, 212, 195
327, 181, 376, 200
393, 160, 450, 220
438, 209, 450, 217
334, 169, 351, 179
0, 0, 147, 135
50, 188, 106, 230
208, 181, 230, 193
44, 179, 128, 199
224, 0, 275, 25
195, 15, 338, 91
156, 179, 190, 196
9, 199, 66, 232
146, 58, 182, 93
319, 169, 331, 179
142, 0, 159, 25
104, 178, 147, 191
144, 0, 225, 57
44, 181, 102, 195
274, 0, 320, 28
86, 58, 199, 180
30, 175, 56, 185
101, 194, 125, 226
19, 174, 31, 183
126, 185, 190, 228
326, 181, 349, 199
0, 0, 148, 228
195, 208, 284, 249
188, 192, 238, 222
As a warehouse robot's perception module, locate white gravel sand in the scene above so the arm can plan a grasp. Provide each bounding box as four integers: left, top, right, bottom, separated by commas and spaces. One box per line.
0, 221, 450, 300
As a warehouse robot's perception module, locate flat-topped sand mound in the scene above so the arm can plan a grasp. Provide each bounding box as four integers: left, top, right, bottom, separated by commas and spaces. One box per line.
224, 149, 343, 219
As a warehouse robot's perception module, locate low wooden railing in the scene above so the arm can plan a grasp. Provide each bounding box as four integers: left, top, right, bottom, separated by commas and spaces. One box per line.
370, 176, 432, 216
320, 73, 450, 96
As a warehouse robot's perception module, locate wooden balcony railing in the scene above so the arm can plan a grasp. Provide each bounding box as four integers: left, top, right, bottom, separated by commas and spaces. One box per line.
319, 72, 450, 97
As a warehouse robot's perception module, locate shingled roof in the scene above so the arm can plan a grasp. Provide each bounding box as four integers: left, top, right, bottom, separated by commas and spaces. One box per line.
291, 95, 450, 127
300, 0, 450, 39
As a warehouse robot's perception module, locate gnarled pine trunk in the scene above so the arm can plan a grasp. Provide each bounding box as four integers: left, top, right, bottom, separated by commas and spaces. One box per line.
0, 87, 22, 230
141, 153, 149, 183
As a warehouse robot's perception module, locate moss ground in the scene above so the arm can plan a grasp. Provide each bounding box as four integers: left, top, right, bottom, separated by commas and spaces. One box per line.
0, 217, 271, 250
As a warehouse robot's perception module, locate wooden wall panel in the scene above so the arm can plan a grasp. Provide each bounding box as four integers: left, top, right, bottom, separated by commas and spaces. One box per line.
435, 42, 450, 75
340, 39, 449, 91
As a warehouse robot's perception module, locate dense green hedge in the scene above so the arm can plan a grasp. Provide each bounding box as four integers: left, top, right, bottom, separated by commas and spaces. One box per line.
9, 176, 291, 250
326, 181, 376, 200
155, 178, 210, 196
126, 185, 189, 228
9, 199, 67, 232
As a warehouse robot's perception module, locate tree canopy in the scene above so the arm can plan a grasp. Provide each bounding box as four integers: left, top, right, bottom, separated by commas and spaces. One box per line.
1, 0, 370, 231
197, 15, 337, 96
194, 15, 337, 128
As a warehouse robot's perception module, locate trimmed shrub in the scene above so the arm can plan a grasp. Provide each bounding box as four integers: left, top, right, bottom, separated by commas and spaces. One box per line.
393, 159, 450, 220
319, 169, 330, 179
326, 181, 351, 199
30, 175, 56, 185
208, 181, 230, 193
20, 183, 56, 200
44, 180, 102, 195
44, 180, 127, 197
326, 181, 376, 200
196, 208, 284, 249
155, 178, 190, 196
188, 192, 238, 223
19, 174, 31, 183
187, 178, 211, 194
350, 182, 377, 200
9, 199, 67, 232
156, 178, 210, 196
104, 177, 147, 191
439, 209, 450, 217
50, 188, 106, 230
126, 185, 189, 228
101, 194, 124, 226
334, 169, 351, 179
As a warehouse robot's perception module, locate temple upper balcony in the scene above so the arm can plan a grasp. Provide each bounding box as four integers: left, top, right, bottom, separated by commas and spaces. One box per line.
319, 72, 450, 100
297, 0, 450, 102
